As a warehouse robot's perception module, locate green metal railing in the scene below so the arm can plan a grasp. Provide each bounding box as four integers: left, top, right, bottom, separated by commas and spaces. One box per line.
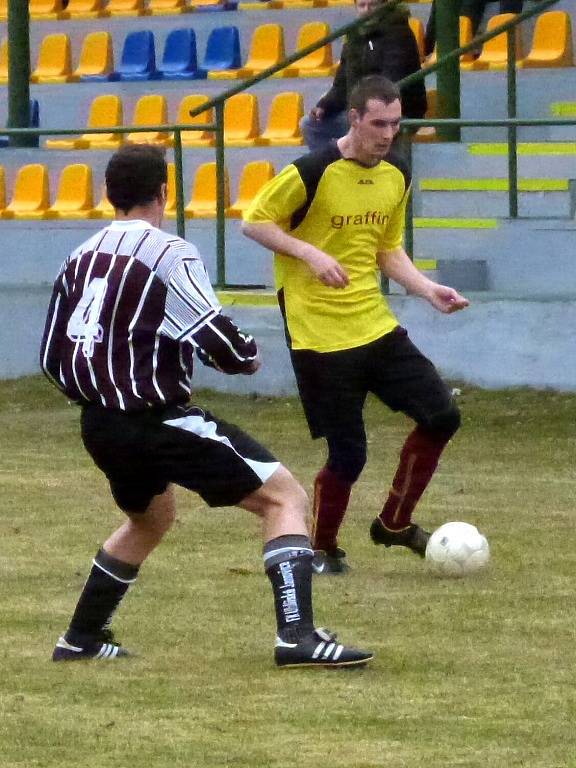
1, 0, 572, 286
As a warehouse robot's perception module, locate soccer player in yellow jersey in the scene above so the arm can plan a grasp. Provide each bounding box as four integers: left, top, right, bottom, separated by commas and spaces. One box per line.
242, 75, 469, 574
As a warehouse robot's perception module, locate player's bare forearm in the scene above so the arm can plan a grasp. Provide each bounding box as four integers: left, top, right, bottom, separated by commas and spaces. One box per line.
241, 221, 349, 288
378, 247, 469, 314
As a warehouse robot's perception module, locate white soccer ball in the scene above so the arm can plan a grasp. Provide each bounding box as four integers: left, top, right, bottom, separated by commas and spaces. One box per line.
425, 521, 490, 578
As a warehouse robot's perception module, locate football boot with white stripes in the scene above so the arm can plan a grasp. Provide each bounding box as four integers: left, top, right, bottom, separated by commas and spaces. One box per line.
370, 517, 430, 558
275, 627, 373, 668
52, 630, 129, 662
312, 547, 351, 575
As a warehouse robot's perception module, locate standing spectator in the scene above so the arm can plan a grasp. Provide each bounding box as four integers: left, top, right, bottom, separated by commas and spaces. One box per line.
302, 0, 427, 151
40, 144, 373, 668
243, 76, 468, 574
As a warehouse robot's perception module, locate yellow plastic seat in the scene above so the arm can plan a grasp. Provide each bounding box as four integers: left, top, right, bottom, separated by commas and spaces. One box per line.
0, 0, 6, 20
2, 164, 50, 220
184, 162, 230, 219
92, 190, 115, 219
189, 0, 222, 7
280, 22, 333, 78
29, 0, 65, 20
427, 16, 474, 65
46, 94, 123, 150
126, 95, 170, 146
0, 38, 7, 85
227, 161, 275, 218
0, 166, 5, 213
260, 92, 304, 146
170, 95, 215, 148
209, 24, 285, 80
46, 164, 98, 220
461, 14, 522, 71
518, 11, 574, 69
164, 163, 177, 218
63, 0, 107, 18
31, 33, 72, 84
71, 32, 114, 81
148, 0, 187, 14
409, 16, 426, 62
224, 93, 261, 147
270, 0, 327, 10
106, 0, 148, 16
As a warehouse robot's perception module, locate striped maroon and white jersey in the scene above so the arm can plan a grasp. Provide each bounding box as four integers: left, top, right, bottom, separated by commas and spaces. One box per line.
40, 220, 257, 411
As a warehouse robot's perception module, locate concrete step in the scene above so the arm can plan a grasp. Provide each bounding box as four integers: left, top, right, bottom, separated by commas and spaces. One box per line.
415, 178, 575, 218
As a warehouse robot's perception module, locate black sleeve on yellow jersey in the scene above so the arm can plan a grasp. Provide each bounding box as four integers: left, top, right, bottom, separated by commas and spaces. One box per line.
383, 148, 412, 198
289, 144, 342, 230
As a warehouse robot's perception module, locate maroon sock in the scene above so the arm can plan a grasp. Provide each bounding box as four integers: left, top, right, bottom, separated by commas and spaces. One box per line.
379, 426, 451, 531
312, 466, 353, 552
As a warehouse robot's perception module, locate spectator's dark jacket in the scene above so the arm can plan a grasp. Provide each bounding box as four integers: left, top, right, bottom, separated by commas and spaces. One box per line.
317, 4, 427, 120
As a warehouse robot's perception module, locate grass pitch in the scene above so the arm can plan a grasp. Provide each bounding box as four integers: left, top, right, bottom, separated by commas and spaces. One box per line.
1, 377, 576, 768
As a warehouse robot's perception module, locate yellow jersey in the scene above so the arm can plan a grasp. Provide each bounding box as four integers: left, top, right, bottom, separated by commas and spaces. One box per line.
243, 143, 410, 353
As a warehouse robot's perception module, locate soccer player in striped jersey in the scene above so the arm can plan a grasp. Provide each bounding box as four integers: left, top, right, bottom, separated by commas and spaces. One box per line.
243, 75, 469, 575
40, 144, 372, 668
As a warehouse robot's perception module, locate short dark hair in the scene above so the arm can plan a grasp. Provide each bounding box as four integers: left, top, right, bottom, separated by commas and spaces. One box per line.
348, 75, 401, 116
105, 144, 167, 214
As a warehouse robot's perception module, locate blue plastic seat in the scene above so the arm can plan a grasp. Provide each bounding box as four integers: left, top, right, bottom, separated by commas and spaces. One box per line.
158, 28, 199, 80
113, 30, 160, 81
197, 27, 240, 78
0, 99, 40, 147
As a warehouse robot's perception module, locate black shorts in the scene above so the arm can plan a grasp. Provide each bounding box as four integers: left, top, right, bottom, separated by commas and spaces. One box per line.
290, 327, 455, 440
80, 403, 280, 513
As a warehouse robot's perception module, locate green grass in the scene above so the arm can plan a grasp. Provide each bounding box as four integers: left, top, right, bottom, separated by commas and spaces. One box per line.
2, 377, 576, 767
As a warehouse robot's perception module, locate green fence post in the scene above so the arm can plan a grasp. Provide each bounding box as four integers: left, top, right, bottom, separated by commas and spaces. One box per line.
7, 0, 36, 148
435, 0, 461, 141
507, 29, 519, 218
214, 101, 226, 288
173, 128, 186, 240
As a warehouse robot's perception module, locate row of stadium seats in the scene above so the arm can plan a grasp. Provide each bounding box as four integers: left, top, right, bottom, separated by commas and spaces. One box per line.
0, 160, 275, 219
0, 0, 378, 21
1, 10, 570, 87
42, 92, 305, 148
0, 23, 338, 84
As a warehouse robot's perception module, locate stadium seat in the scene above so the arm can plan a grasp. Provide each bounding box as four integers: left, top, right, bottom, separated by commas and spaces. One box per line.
461, 14, 522, 71
0, 38, 7, 85
148, 0, 187, 14
271, 0, 327, 8
198, 27, 241, 78
158, 28, 199, 79
92, 190, 115, 219
227, 160, 275, 218
426, 16, 474, 65
224, 93, 261, 147
209, 23, 285, 80
170, 95, 215, 147
0, 1, 6, 20
46, 164, 98, 220
29, 0, 65, 20
517, 11, 574, 69
1, 164, 50, 220
106, 0, 148, 16
409, 16, 426, 62
63, 0, 107, 19
279, 22, 333, 77
126, 94, 169, 145
259, 92, 303, 146
46, 94, 123, 150
183, 162, 230, 218
31, 33, 72, 84
113, 30, 159, 81
189, 0, 229, 10
72, 31, 114, 82
164, 163, 177, 217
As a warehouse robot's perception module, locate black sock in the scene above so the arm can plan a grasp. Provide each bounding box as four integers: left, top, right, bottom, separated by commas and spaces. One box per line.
65, 548, 139, 646
263, 534, 315, 643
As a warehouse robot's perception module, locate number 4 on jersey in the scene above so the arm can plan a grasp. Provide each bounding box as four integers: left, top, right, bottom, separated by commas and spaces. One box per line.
66, 277, 108, 358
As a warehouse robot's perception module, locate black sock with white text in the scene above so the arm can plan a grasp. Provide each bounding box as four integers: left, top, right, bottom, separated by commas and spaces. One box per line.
264, 535, 315, 644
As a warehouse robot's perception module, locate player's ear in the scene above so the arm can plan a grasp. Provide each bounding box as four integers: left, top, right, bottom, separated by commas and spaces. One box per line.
348, 108, 361, 128
158, 183, 168, 205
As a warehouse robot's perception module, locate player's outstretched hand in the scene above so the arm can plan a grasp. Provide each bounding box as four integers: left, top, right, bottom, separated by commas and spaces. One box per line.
428, 284, 470, 314
305, 247, 349, 289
